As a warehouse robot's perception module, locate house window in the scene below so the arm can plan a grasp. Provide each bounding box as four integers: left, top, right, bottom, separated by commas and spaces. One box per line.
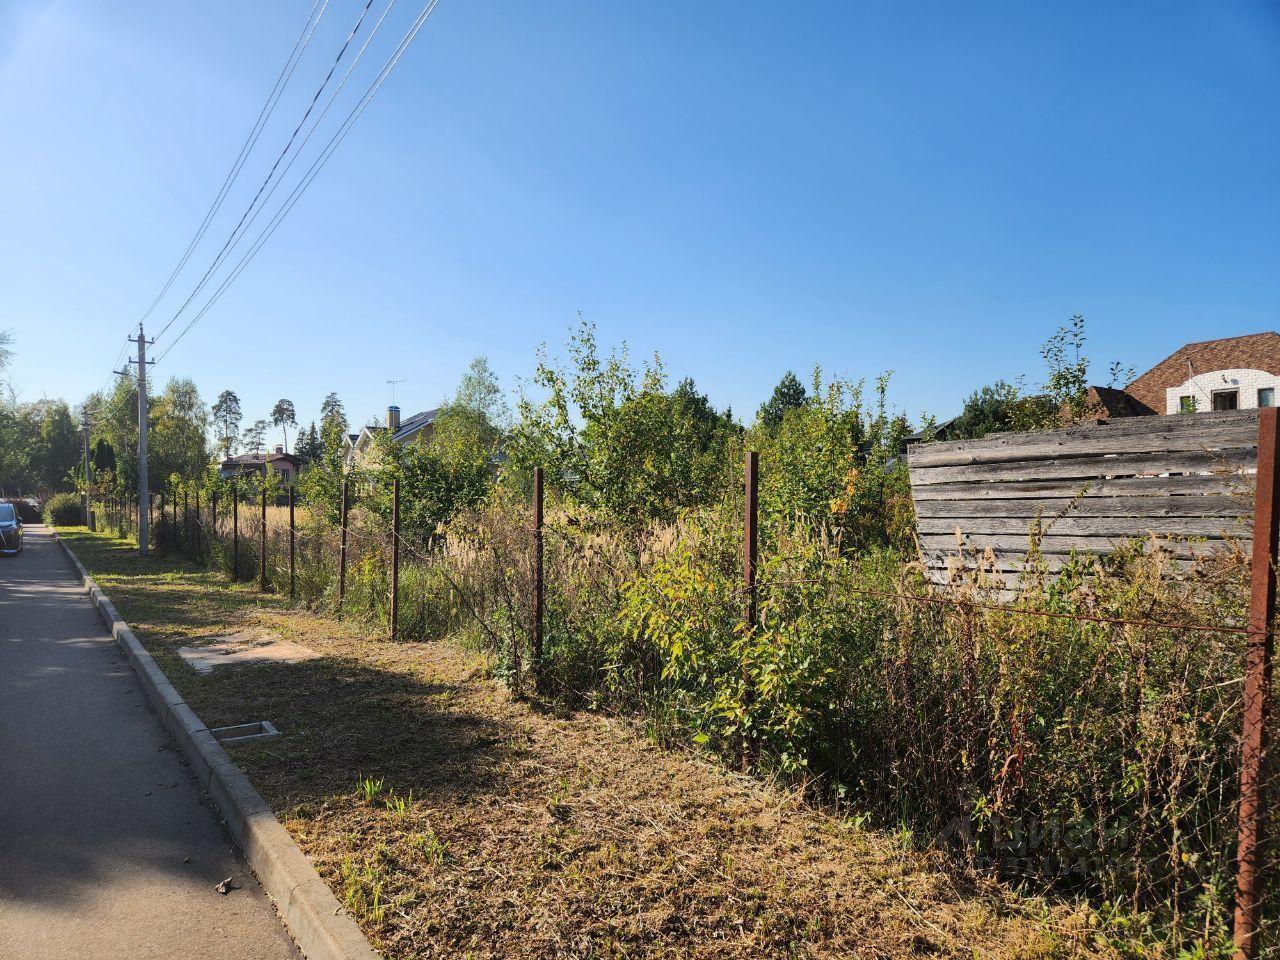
1259, 388, 1275, 409
1179, 395, 1197, 414
1213, 390, 1239, 411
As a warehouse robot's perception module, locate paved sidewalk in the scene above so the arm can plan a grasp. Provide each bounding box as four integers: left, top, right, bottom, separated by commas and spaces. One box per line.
0, 527, 301, 960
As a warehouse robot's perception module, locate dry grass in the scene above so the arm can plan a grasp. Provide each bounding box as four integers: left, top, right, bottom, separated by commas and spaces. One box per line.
61, 528, 1115, 959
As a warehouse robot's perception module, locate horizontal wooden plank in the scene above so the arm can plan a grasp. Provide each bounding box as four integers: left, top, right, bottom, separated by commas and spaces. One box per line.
917, 571, 1022, 599
912, 495, 1251, 519
910, 473, 1254, 501
917, 532, 1244, 559
910, 448, 1257, 486
918, 550, 1202, 574
909, 410, 1260, 460
908, 413, 1260, 468
917, 515, 1251, 538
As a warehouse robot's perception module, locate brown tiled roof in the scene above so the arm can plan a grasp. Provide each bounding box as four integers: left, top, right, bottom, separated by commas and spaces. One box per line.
1126, 332, 1280, 413
1086, 385, 1154, 418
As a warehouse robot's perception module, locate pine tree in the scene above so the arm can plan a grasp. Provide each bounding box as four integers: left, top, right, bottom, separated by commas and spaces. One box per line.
294, 422, 321, 462
756, 371, 808, 429
271, 398, 297, 453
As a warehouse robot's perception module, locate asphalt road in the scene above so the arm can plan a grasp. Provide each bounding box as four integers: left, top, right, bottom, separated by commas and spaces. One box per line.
0, 526, 301, 960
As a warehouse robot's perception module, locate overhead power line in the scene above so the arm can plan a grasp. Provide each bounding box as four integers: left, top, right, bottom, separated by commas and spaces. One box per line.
183, 0, 403, 285
102, 1, 326, 395
153, 0, 380, 344
155, 0, 443, 365
140, 0, 328, 335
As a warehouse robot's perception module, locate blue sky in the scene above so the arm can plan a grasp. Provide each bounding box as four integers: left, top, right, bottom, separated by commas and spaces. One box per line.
2, 0, 1278, 435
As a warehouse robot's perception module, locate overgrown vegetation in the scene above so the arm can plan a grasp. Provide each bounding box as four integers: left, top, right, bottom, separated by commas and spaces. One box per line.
43, 491, 84, 525
946, 316, 1136, 440
64, 315, 1272, 955
62, 527, 1098, 960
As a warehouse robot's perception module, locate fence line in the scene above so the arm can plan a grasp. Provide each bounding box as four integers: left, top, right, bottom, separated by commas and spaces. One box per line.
753, 577, 1254, 636
85, 410, 1280, 959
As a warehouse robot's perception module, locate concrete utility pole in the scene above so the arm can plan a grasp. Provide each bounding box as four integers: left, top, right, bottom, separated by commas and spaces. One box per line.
123, 325, 154, 556
80, 410, 92, 531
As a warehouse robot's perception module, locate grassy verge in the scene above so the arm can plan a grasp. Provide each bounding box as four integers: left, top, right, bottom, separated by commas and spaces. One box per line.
58, 526, 1113, 959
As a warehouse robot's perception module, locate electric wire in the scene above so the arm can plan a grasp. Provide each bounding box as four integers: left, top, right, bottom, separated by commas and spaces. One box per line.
154, 0, 399, 357
174, 0, 401, 307
153, 0, 379, 344
155, 0, 442, 365
103, 1, 325, 397
142, 0, 328, 337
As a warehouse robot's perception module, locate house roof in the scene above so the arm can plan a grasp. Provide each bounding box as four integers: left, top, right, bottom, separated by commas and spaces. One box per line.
391, 407, 440, 443
347, 408, 442, 456
1126, 332, 1280, 412
1085, 385, 1154, 418
901, 416, 961, 446
221, 451, 303, 468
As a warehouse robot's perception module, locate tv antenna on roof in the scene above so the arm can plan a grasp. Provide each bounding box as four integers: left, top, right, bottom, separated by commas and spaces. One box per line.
386, 379, 406, 406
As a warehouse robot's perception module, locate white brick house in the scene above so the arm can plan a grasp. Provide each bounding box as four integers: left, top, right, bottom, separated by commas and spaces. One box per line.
1163, 367, 1279, 414
1102, 333, 1280, 417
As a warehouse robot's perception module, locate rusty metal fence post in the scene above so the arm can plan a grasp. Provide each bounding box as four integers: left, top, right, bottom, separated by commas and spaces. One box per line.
232, 482, 239, 580
337, 479, 350, 611
259, 484, 268, 592
210, 488, 217, 543
744, 452, 759, 628
288, 485, 296, 601
532, 466, 544, 689
183, 484, 190, 555
390, 478, 400, 641
193, 487, 201, 557
1235, 406, 1280, 960
741, 451, 759, 769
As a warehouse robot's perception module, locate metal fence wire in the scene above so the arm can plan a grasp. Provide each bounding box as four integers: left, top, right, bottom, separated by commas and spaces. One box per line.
88, 409, 1280, 959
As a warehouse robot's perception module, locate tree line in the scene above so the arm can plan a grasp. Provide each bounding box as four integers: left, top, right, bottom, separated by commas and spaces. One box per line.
1, 315, 1118, 517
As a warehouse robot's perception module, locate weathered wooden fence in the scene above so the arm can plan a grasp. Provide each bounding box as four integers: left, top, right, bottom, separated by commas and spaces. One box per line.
907, 410, 1261, 585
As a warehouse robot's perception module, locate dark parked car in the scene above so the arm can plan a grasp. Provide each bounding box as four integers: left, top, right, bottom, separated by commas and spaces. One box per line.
0, 502, 23, 554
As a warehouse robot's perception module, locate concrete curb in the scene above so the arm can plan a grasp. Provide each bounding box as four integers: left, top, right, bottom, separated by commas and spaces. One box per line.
53, 530, 382, 960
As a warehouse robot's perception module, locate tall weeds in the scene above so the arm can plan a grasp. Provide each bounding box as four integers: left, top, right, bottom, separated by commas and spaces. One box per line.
167, 476, 1269, 955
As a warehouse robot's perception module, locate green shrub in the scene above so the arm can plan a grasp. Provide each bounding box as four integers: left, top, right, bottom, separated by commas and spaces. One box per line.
44, 492, 83, 526
6, 498, 40, 523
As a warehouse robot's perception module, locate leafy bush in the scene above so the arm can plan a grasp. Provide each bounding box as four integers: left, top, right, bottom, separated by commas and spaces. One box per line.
6, 498, 40, 523
44, 492, 83, 525
165, 319, 1253, 952
506, 319, 738, 526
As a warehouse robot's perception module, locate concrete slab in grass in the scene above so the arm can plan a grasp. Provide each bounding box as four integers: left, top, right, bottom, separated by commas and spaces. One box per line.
178, 630, 320, 675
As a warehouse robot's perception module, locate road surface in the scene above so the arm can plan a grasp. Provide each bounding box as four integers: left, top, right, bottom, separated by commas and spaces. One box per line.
0, 526, 301, 960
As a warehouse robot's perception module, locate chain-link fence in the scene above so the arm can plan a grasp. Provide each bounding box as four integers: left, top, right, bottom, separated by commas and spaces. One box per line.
92, 453, 1280, 957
